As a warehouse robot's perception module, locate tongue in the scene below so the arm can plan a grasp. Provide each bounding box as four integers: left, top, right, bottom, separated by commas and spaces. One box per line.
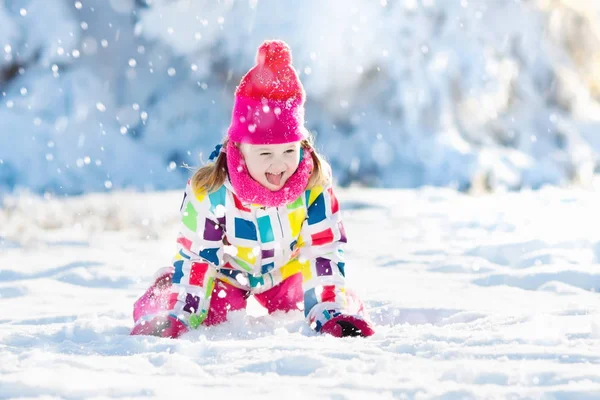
266, 172, 283, 186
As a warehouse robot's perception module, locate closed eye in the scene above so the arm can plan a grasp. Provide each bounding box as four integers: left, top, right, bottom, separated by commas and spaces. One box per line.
260, 152, 271, 156
285, 149, 296, 154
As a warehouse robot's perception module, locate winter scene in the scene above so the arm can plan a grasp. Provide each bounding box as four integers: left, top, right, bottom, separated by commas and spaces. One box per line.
2, 0, 600, 399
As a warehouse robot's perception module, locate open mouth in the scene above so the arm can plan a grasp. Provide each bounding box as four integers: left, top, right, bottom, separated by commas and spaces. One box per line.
266, 172, 284, 186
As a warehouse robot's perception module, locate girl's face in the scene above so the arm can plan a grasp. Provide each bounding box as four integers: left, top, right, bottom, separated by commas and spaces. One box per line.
239, 141, 302, 191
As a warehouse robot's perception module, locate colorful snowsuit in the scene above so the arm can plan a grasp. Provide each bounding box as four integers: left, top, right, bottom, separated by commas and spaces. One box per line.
132, 178, 364, 334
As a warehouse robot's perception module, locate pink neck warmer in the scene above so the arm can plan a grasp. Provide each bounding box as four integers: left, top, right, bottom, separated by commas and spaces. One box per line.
225, 140, 314, 208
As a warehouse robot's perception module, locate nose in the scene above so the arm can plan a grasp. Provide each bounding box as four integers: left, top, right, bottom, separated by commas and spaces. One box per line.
270, 157, 286, 171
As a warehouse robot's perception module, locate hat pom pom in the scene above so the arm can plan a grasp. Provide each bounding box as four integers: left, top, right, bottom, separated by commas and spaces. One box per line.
256, 40, 292, 68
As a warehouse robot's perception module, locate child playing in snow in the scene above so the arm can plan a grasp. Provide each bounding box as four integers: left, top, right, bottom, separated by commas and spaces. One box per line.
130, 40, 375, 339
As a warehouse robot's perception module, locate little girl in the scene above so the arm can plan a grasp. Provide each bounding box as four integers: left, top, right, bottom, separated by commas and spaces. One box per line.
130, 40, 375, 339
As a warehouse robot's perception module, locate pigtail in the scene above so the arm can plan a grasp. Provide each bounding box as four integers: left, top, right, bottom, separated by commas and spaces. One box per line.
190, 139, 229, 194
302, 138, 332, 189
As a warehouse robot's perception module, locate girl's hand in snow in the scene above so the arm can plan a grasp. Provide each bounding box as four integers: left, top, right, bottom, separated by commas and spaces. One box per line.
320, 315, 375, 338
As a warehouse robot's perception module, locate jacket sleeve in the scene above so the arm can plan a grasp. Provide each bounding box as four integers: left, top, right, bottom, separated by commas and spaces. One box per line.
156, 181, 225, 330
297, 182, 350, 332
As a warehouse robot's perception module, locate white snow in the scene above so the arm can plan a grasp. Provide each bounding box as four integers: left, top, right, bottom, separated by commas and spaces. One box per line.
2, 1, 600, 396
2, 186, 600, 398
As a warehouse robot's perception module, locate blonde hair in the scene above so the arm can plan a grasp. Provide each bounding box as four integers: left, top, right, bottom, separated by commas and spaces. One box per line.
191, 137, 331, 194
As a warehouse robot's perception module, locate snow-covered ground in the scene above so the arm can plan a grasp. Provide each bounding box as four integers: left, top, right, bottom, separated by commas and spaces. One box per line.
2, 186, 600, 399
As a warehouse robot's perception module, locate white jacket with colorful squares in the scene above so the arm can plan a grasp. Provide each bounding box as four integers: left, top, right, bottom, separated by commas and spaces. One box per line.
165, 177, 350, 331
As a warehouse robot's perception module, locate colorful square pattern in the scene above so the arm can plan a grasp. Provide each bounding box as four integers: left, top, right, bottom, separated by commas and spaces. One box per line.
208, 186, 226, 212
199, 248, 220, 266
287, 196, 303, 210
262, 249, 275, 259
311, 228, 334, 246
315, 257, 332, 276
321, 285, 336, 302
261, 262, 275, 274
177, 235, 192, 251
183, 293, 200, 313
328, 187, 339, 214
235, 218, 258, 241
303, 288, 318, 317
189, 262, 209, 285
288, 208, 306, 237
203, 218, 223, 241
233, 193, 251, 212
173, 260, 184, 284
182, 202, 197, 231
307, 193, 326, 225
257, 216, 274, 243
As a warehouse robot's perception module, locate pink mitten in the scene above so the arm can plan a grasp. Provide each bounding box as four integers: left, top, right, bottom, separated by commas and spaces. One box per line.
130, 315, 188, 339
320, 315, 375, 338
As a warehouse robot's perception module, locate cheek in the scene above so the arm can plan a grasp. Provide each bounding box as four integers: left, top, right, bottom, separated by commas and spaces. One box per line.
288, 154, 301, 170
247, 157, 267, 174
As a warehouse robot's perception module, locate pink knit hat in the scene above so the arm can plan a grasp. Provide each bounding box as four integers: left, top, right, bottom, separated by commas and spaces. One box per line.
227, 40, 308, 145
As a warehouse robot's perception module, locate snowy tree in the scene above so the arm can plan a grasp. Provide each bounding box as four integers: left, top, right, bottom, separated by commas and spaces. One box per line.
1, 0, 599, 195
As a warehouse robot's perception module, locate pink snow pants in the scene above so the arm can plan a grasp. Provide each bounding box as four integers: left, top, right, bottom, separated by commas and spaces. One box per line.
132, 269, 304, 329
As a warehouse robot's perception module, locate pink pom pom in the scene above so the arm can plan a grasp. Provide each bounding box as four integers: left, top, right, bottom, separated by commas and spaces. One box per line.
256, 40, 292, 68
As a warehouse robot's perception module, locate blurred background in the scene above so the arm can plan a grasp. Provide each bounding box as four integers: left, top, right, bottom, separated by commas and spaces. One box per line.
1, 0, 599, 196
